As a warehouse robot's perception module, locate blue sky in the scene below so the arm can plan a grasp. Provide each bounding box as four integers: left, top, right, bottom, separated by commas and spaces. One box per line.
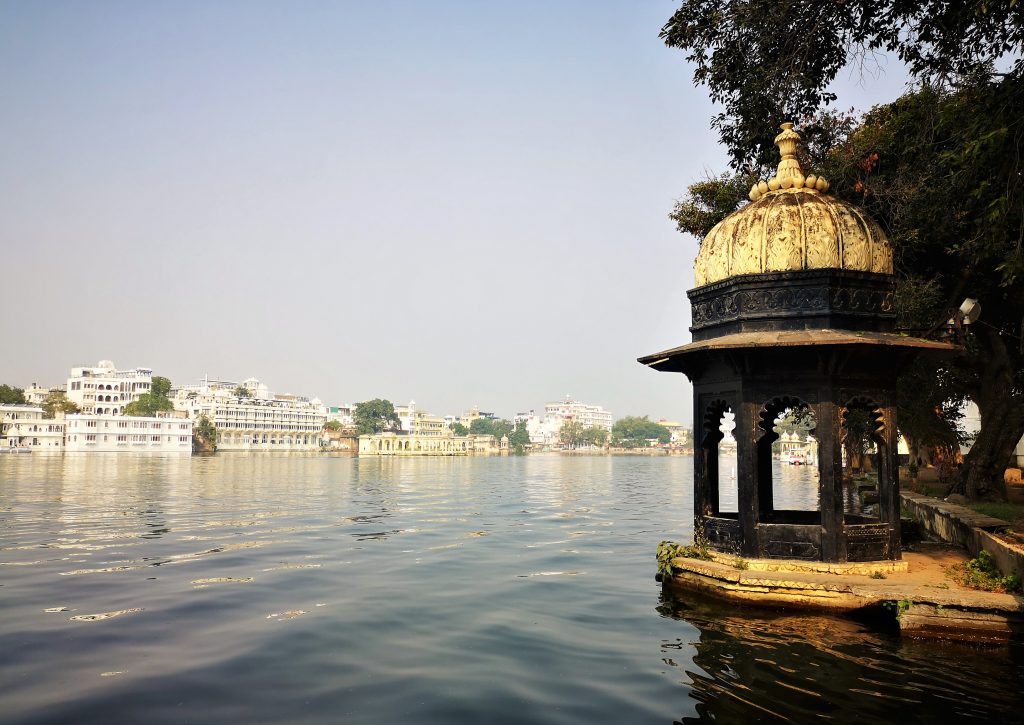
0, 1, 912, 422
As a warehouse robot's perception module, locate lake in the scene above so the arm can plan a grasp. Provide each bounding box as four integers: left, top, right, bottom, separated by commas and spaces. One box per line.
1, 454, 1022, 723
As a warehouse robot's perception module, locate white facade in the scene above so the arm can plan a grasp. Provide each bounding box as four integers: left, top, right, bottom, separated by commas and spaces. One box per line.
521, 397, 614, 446
173, 377, 326, 451
395, 401, 449, 437
65, 413, 192, 453
23, 384, 53, 406
0, 405, 65, 451
66, 360, 153, 416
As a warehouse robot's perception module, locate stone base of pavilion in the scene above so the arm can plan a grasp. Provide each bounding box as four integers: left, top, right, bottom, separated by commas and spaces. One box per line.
661, 545, 1024, 643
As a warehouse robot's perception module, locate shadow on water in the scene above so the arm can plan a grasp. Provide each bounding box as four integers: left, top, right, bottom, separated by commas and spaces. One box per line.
656, 587, 1024, 723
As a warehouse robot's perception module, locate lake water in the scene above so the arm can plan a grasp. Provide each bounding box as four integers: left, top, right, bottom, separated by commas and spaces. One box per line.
1, 454, 1022, 723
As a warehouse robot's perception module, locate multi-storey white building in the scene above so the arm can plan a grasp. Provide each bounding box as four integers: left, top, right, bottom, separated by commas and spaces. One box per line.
65, 412, 192, 453
522, 397, 614, 446
66, 360, 153, 415
173, 377, 326, 451
0, 405, 65, 451
395, 401, 449, 437
22, 384, 54, 406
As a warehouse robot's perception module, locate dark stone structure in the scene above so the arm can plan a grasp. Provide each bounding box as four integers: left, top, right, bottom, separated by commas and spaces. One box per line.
640, 124, 954, 564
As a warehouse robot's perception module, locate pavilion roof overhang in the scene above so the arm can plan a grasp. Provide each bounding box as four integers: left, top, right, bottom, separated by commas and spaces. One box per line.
638, 329, 957, 374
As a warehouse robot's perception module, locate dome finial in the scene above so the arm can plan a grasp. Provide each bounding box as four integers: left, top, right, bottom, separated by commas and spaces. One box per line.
748, 122, 829, 201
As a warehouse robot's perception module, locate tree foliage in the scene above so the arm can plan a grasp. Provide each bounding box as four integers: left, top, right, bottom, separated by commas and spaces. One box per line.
662, 3, 1024, 499
324, 419, 343, 432
470, 417, 514, 441
559, 420, 586, 448
195, 413, 217, 452
233, 385, 252, 398
0, 384, 26, 404
125, 376, 174, 417
124, 394, 174, 417
354, 399, 401, 436
41, 391, 80, 418
151, 376, 172, 398
509, 422, 531, 449
612, 416, 671, 448
449, 422, 469, 436
661, 0, 1023, 170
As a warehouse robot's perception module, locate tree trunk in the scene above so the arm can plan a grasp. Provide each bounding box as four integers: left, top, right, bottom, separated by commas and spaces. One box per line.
956, 326, 1024, 501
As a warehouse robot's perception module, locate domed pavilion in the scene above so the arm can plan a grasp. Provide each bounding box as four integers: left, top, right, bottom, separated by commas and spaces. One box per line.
640, 123, 954, 564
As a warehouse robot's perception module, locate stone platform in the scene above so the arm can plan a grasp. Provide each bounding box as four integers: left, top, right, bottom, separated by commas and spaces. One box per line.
661, 543, 1024, 643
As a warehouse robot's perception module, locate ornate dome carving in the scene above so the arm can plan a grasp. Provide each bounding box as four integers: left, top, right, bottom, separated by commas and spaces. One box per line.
693, 124, 894, 287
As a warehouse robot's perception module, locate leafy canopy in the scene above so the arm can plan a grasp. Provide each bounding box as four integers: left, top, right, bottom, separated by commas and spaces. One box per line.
612, 416, 671, 448
41, 391, 80, 419
124, 376, 174, 417
354, 399, 401, 436
661, 0, 1023, 170
0, 385, 26, 405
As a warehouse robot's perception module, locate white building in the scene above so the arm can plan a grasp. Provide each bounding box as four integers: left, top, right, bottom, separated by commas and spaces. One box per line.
0, 405, 65, 451
395, 401, 449, 437
521, 397, 614, 446
173, 376, 326, 451
64, 412, 192, 453
325, 404, 356, 426
23, 384, 54, 406
66, 360, 153, 416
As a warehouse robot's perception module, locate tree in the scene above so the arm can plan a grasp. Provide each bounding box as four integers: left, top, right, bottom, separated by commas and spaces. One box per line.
450, 422, 469, 436
194, 413, 217, 452
559, 420, 586, 449
469, 417, 515, 440
661, 0, 1022, 171
0, 384, 26, 404
41, 391, 80, 418
124, 376, 174, 417
509, 422, 531, 449
582, 426, 609, 447
354, 399, 401, 435
662, 5, 1024, 500
151, 376, 172, 398
324, 419, 343, 432
233, 385, 252, 398
124, 393, 174, 417
612, 416, 671, 448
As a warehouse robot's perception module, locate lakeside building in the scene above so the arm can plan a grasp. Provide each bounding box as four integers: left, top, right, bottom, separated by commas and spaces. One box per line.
519, 397, 614, 446
66, 360, 153, 416
657, 419, 692, 447
23, 384, 56, 406
325, 404, 356, 426
172, 377, 326, 451
0, 405, 64, 451
65, 412, 192, 453
395, 401, 449, 437
358, 430, 508, 456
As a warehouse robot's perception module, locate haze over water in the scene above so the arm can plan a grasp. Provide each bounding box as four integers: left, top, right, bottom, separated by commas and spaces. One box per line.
1, 454, 1022, 723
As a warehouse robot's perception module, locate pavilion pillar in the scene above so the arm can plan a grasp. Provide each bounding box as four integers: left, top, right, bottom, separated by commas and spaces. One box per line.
736, 400, 760, 557
814, 398, 846, 562
877, 402, 901, 559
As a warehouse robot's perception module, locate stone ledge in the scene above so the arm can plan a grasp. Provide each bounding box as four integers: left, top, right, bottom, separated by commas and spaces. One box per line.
663, 551, 1024, 642
901, 491, 1024, 579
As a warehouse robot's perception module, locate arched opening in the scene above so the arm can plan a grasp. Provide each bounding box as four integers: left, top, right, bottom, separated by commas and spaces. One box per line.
699, 400, 734, 517
842, 398, 885, 521
758, 398, 818, 517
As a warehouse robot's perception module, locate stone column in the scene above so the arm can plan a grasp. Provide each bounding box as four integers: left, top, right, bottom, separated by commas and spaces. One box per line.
814, 398, 846, 562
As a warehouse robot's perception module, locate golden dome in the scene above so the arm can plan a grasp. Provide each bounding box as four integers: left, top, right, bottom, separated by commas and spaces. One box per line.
693, 123, 893, 287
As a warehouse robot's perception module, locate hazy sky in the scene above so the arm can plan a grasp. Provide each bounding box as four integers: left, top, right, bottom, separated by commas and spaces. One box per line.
0, 1, 911, 423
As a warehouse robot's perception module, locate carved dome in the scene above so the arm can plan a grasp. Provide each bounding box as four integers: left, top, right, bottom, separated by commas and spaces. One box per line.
693, 124, 893, 287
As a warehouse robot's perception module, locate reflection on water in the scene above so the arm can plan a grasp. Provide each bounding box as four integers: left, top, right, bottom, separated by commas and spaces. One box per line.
1, 453, 1021, 724
657, 591, 1024, 723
